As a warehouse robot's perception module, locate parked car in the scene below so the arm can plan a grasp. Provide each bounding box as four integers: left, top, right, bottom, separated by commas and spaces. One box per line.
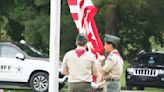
0, 41, 67, 92
126, 51, 164, 90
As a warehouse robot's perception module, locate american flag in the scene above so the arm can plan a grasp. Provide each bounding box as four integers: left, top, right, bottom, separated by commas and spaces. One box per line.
67, 0, 104, 58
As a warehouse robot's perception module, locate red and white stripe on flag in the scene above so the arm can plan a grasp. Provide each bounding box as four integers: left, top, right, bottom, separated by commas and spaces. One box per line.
67, 0, 104, 58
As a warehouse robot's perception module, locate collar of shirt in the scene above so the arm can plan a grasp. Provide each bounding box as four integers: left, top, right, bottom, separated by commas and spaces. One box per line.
76, 46, 86, 50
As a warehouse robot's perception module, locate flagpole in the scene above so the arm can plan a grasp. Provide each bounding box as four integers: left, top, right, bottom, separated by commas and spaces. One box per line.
49, 0, 61, 92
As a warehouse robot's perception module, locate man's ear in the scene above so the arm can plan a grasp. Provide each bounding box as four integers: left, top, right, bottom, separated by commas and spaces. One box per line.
75, 41, 78, 46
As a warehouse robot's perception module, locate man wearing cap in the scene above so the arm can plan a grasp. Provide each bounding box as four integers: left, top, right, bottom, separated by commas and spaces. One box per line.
61, 33, 98, 92
98, 34, 124, 92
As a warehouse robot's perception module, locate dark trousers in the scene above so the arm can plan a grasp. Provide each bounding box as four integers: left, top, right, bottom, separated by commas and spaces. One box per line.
92, 88, 103, 92
68, 82, 92, 92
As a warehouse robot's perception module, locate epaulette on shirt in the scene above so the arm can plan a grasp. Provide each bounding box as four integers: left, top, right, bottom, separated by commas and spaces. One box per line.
113, 51, 120, 56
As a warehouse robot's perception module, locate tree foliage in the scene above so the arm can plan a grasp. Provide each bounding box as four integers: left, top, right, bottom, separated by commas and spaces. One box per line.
0, 0, 50, 53
119, 0, 164, 58
0, 0, 163, 58
93, 0, 164, 58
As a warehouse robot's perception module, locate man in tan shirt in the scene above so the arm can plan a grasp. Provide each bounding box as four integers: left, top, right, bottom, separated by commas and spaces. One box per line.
61, 33, 98, 92
99, 34, 124, 92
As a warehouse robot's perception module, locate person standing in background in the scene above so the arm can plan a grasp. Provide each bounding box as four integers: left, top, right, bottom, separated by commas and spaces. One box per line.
61, 33, 98, 92
98, 34, 124, 92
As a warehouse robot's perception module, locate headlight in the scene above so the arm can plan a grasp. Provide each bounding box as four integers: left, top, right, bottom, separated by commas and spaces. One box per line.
158, 70, 164, 75
127, 68, 134, 74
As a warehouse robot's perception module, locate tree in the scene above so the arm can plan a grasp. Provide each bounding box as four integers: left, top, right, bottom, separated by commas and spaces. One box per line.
60, 0, 78, 57
8, 19, 25, 41
0, 0, 163, 58
0, 0, 51, 53
0, 0, 14, 40
93, 0, 164, 59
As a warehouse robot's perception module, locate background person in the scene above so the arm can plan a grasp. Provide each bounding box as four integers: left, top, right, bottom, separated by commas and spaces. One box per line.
61, 33, 98, 92
98, 34, 124, 92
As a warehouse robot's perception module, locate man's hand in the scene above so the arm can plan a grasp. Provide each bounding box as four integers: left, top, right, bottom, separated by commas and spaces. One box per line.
91, 82, 99, 89
97, 54, 105, 62
61, 67, 69, 75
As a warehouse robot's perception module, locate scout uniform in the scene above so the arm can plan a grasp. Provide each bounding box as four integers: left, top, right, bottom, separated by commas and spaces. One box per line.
62, 33, 98, 92
103, 34, 124, 92
0, 89, 4, 92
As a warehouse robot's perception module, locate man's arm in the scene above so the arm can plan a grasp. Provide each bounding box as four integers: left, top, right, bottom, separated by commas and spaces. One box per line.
61, 53, 69, 75
61, 66, 69, 76
98, 63, 106, 76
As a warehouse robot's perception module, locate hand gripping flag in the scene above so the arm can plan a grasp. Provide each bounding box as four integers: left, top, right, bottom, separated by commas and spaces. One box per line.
67, 0, 104, 59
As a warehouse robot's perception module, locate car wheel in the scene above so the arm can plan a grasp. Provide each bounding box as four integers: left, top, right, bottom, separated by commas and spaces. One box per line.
137, 87, 144, 90
30, 72, 49, 92
126, 85, 132, 90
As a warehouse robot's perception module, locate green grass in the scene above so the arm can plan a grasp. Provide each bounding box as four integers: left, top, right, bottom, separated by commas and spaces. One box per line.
120, 61, 130, 88
4, 90, 30, 92
2, 61, 164, 92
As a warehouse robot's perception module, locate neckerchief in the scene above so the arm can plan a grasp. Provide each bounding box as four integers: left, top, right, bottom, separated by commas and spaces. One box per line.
75, 48, 86, 58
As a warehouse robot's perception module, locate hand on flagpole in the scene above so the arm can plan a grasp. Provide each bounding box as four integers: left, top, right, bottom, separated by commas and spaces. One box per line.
94, 52, 105, 65
97, 53, 105, 62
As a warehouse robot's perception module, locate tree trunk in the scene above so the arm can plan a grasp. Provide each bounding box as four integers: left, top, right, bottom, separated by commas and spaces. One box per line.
105, 5, 117, 35
0, 17, 2, 40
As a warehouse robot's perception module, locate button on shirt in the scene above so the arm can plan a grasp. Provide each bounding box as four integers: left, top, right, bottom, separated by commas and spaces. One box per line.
62, 47, 98, 83
103, 49, 124, 79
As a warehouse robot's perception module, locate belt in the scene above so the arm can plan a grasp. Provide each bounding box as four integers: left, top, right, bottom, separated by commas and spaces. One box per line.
106, 78, 119, 81
69, 82, 90, 84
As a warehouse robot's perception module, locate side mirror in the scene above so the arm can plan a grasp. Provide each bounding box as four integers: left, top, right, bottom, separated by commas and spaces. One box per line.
16, 53, 25, 60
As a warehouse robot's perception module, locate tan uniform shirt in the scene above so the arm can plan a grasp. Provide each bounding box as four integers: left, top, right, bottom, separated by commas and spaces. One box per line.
62, 47, 98, 83
103, 49, 124, 79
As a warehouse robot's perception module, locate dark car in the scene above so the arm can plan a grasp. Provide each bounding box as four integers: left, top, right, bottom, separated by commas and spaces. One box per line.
126, 51, 164, 90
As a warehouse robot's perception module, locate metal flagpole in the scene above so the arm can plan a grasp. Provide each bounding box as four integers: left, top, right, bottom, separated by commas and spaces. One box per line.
49, 0, 61, 92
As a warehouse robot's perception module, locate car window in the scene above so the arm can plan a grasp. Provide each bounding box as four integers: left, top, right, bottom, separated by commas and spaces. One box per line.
16, 43, 48, 58
0, 45, 20, 58
138, 54, 160, 64
160, 54, 164, 63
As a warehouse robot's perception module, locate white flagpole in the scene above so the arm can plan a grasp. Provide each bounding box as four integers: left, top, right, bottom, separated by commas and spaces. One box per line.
49, 0, 61, 92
